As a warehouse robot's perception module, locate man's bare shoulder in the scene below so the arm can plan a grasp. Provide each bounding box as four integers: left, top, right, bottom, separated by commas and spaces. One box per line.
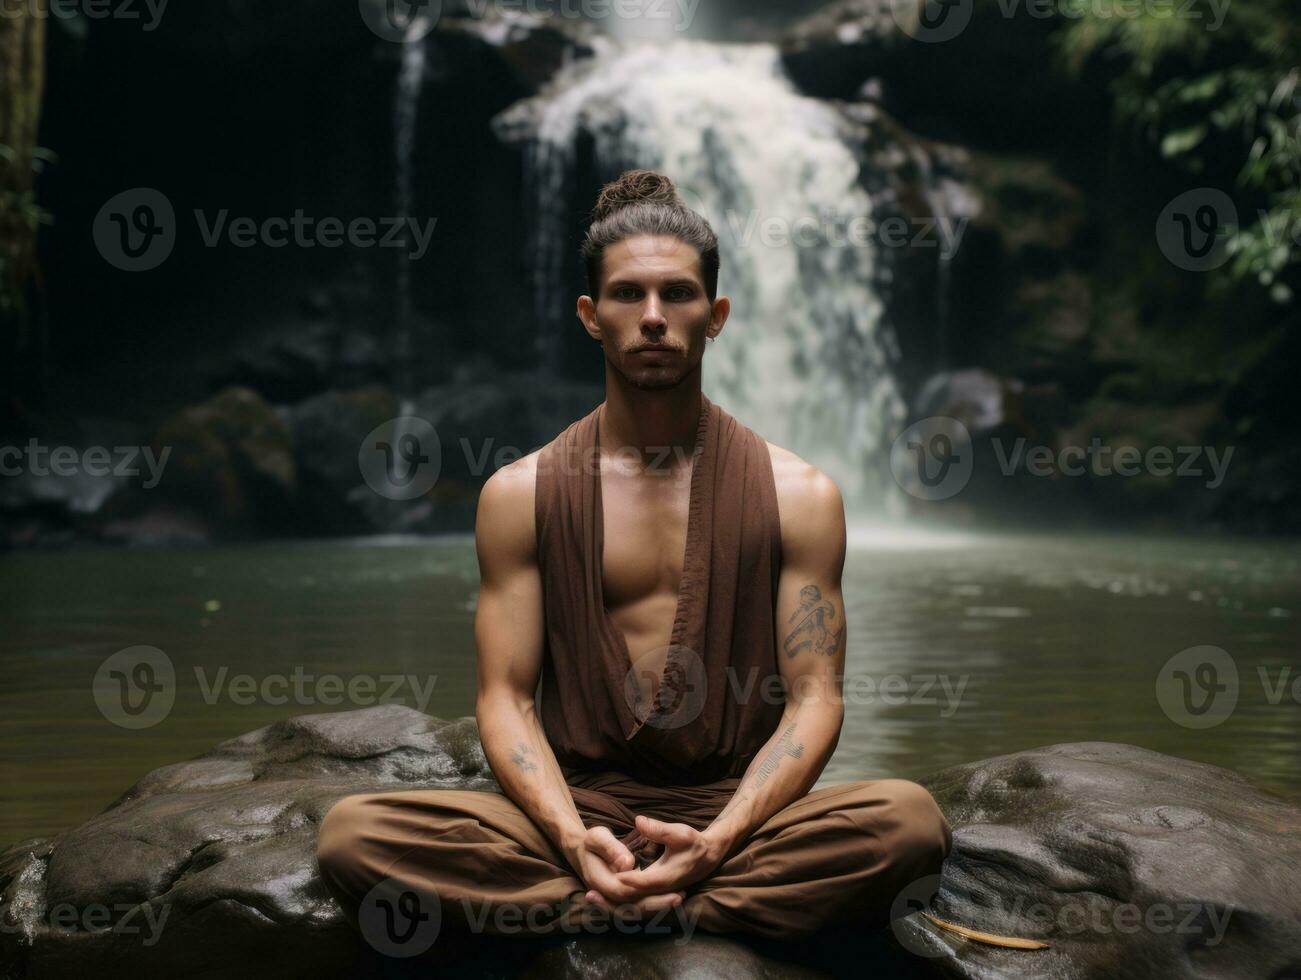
481, 449, 542, 499
764, 441, 845, 556
476, 450, 542, 562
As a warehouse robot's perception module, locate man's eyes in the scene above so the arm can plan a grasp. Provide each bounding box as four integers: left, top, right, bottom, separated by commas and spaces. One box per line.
614, 287, 694, 300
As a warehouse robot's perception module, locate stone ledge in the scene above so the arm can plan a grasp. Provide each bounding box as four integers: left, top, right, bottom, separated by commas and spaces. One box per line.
2, 706, 1297, 979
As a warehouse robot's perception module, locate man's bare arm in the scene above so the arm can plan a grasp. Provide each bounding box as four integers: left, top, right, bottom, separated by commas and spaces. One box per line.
475, 460, 679, 911
473, 459, 590, 860
700, 465, 847, 862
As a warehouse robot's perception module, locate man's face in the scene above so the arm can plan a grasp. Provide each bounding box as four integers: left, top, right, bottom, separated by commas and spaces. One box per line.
578, 234, 728, 390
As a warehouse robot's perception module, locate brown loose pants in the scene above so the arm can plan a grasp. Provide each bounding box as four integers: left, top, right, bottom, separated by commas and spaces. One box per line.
315, 773, 952, 943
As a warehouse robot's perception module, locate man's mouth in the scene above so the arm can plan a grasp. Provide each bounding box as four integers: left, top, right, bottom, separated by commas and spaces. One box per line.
630, 345, 678, 354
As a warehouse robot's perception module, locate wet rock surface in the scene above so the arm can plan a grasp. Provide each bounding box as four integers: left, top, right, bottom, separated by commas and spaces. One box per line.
909, 742, 1301, 979
3, 708, 1297, 979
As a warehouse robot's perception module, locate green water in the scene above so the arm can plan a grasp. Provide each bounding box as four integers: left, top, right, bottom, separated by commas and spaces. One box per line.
1, 530, 1297, 847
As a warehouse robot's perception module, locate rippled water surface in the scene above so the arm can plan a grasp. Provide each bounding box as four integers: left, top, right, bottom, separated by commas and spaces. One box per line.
2, 530, 1297, 845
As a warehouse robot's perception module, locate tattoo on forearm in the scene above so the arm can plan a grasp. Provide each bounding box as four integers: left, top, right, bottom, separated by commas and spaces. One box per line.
717, 723, 805, 825
716, 788, 751, 823
782, 584, 845, 659
511, 743, 539, 772
753, 723, 804, 787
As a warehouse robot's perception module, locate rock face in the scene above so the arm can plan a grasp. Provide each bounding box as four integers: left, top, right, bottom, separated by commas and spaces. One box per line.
1, 371, 604, 550
2, 709, 1298, 980
910, 743, 1301, 979
150, 386, 299, 536
0, 416, 149, 550
778, 0, 1089, 146
0, 706, 496, 980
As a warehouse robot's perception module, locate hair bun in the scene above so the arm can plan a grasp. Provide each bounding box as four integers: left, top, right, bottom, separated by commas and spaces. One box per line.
590, 169, 681, 223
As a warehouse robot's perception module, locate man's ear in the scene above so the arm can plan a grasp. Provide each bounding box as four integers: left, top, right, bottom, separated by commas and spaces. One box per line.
707, 295, 731, 340
576, 295, 600, 342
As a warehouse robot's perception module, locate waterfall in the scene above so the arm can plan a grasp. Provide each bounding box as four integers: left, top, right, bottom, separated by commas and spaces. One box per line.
392, 14, 432, 394
911, 144, 976, 372
503, 39, 906, 508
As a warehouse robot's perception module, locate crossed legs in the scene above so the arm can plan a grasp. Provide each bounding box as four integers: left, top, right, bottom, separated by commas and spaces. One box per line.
316, 777, 950, 944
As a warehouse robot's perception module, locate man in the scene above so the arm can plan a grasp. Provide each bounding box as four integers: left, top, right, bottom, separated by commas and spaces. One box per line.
316, 169, 951, 946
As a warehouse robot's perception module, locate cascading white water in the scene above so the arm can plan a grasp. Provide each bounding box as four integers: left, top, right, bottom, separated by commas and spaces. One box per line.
513, 38, 907, 508
392, 14, 432, 393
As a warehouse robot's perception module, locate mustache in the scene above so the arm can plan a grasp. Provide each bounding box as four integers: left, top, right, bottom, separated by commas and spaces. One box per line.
626, 343, 685, 353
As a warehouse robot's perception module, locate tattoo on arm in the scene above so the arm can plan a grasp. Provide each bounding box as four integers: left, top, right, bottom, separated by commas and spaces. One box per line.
717, 722, 805, 822
716, 788, 750, 823
782, 584, 845, 659
752, 722, 805, 786
511, 743, 539, 772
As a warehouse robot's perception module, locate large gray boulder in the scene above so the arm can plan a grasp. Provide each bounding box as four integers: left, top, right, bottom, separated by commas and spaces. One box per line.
909, 742, 1301, 979
2, 708, 1297, 979
0, 706, 494, 979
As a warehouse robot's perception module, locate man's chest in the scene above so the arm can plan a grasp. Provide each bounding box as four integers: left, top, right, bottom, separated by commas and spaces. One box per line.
598, 461, 692, 611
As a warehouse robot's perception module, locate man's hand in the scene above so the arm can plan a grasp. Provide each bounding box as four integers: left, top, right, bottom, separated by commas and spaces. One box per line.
565, 823, 688, 919
607, 814, 724, 897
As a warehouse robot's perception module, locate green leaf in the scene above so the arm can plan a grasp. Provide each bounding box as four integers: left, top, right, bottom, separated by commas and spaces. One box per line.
1161, 124, 1207, 157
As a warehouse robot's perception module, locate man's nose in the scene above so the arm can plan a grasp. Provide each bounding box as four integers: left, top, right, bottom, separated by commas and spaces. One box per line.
640, 292, 668, 331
